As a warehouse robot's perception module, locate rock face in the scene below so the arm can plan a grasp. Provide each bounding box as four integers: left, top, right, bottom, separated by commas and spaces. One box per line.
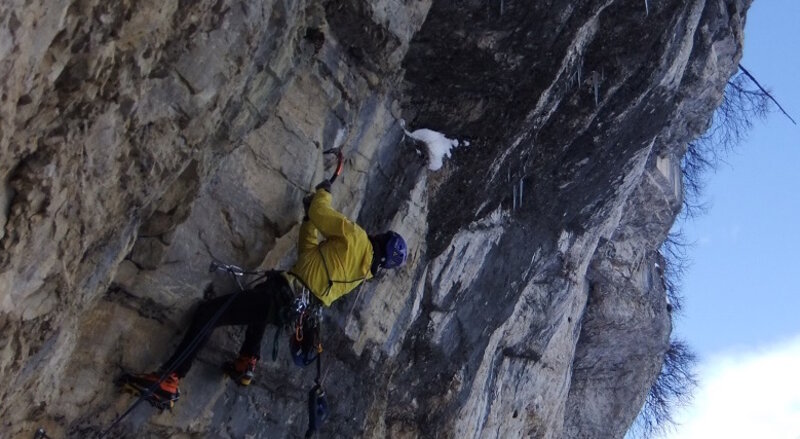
0, 0, 748, 438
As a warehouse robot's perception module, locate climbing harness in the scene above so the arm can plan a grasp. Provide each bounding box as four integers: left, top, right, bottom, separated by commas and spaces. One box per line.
98, 262, 267, 438
288, 296, 323, 366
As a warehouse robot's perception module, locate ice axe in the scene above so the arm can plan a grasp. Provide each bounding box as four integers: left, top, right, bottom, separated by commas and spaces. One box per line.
321, 127, 347, 185
303, 147, 343, 213
303, 131, 346, 213
322, 147, 344, 185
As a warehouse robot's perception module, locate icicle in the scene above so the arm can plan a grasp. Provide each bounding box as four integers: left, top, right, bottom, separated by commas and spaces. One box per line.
592, 71, 600, 107
519, 179, 524, 207
500, 0, 505, 16
512, 184, 517, 211
645, 0, 649, 16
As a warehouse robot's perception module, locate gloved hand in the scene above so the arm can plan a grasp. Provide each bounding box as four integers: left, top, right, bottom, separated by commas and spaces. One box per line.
302, 194, 314, 220
315, 180, 332, 192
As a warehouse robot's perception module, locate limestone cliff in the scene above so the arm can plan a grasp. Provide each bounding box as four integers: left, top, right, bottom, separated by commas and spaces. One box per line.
0, 0, 748, 438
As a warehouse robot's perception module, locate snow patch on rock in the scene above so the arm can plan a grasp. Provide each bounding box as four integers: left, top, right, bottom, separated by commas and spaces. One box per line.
402, 122, 465, 171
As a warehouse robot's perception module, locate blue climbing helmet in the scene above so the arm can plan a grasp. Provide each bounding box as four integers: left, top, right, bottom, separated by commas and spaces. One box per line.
380, 231, 407, 269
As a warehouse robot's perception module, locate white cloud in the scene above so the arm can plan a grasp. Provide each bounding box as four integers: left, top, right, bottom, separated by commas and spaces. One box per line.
666, 335, 800, 439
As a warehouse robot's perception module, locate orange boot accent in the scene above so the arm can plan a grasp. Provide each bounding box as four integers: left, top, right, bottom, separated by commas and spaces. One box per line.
226, 355, 258, 386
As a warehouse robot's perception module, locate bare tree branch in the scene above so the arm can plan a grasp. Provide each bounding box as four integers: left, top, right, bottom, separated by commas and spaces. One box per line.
629, 338, 698, 438
738, 64, 797, 125
630, 64, 778, 438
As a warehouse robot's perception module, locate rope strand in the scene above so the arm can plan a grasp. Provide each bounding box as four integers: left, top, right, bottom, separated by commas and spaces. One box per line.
99, 267, 260, 438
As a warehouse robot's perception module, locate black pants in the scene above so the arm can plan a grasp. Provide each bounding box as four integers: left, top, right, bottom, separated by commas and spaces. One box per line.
161, 272, 293, 378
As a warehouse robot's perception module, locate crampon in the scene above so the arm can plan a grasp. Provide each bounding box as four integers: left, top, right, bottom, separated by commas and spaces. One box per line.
222, 355, 258, 387
116, 372, 180, 411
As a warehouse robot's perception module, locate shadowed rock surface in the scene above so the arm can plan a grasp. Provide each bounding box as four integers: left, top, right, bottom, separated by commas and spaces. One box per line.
0, 0, 748, 438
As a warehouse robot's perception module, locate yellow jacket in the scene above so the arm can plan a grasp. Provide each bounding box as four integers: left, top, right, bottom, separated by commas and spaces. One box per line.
288, 189, 373, 306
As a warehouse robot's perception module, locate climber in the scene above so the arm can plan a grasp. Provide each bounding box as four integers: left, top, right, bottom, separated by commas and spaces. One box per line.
118, 180, 408, 408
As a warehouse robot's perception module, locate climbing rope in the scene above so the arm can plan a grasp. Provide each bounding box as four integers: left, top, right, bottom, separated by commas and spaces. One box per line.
97, 262, 266, 438
303, 322, 327, 438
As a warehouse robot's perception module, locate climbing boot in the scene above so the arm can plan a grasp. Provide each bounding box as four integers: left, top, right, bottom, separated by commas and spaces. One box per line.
223, 354, 258, 386
118, 371, 181, 410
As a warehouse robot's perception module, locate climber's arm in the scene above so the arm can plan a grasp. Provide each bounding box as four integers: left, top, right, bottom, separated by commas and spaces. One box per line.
297, 217, 319, 255
308, 189, 355, 239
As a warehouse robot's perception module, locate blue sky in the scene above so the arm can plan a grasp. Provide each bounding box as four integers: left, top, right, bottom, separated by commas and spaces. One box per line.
666, 0, 800, 437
